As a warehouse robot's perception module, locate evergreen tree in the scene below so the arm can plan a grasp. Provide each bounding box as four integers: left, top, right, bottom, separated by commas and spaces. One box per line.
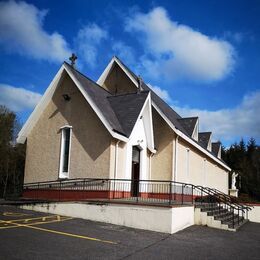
0, 105, 25, 198
223, 137, 260, 201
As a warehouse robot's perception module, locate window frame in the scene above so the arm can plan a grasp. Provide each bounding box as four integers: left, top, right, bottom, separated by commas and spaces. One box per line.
59, 125, 72, 179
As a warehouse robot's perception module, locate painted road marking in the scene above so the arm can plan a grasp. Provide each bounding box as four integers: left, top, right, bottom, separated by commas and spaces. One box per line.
3, 212, 30, 217
15, 224, 117, 244
0, 215, 72, 229
0, 218, 72, 230
0, 216, 117, 244
0, 215, 63, 223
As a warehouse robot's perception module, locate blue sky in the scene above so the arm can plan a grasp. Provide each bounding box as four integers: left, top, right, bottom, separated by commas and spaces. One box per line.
0, 0, 259, 146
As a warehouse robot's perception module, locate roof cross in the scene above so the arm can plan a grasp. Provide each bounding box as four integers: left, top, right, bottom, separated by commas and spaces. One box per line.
69, 53, 77, 68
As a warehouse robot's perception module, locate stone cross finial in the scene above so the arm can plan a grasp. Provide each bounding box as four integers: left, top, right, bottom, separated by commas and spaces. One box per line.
69, 53, 77, 68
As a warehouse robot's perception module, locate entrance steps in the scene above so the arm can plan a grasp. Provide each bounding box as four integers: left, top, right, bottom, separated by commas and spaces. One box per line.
195, 202, 248, 231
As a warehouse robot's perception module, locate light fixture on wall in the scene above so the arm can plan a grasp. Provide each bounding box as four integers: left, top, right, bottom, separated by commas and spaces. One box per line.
62, 94, 71, 101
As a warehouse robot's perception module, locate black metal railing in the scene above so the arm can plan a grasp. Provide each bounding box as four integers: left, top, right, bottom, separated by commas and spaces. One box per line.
193, 185, 252, 228
23, 178, 194, 205
23, 178, 252, 228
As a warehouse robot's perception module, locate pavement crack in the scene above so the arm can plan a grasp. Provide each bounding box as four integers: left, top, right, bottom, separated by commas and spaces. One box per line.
119, 234, 172, 259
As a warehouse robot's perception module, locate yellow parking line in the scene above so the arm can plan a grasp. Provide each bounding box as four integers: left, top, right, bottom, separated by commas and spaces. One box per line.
20, 224, 117, 244
0, 215, 62, 223
3, 212, 30, 217
0, 218, 117, 244
0, 217, 73, 230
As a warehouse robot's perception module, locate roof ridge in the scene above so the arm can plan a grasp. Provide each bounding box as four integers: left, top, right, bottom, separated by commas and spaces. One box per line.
104, 57, 229, 168
63, 61, 113, 96
107, 90, 149, 99
212, 141, 221, 145
178, 116, 199, 120
113, 56, 139, 80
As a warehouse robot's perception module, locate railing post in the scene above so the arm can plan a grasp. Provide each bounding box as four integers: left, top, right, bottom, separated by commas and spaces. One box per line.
169, 182, 172, 205
59, 180, 61, 201
108, 179, 111, 200
83, 179, 86, 200
136, 180, 139, 203
182, 184, 184, 205
232, 208, 235, 229
238, 208, 240, 225
191, 185, 193, 205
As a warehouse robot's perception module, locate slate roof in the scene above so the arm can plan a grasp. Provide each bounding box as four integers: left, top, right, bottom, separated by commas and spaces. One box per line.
212, 142, 221, 156
177, 117, 198, 137
198, 132, 212, 149
104, 58, 230, 167
64, 62, 148, 137
114, 57, 192, 137
108, 91, 149, 137
64, 58, 228, 167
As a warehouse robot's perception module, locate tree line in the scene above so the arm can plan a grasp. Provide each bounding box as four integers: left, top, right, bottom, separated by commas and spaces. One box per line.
0, 105, 25, 198
222, 138, 260, 202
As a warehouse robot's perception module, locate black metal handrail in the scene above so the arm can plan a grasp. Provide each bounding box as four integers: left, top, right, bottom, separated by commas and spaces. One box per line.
193, 185, 252, 228
23, 177, 252, 229
212, 187, 252, 211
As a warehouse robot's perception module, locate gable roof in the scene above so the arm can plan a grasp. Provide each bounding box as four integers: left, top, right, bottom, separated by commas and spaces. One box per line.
97, 56, 231, 171
111, 57, 200, 138
63, 63, 124, 135
177, 117, 198, 137
17, 62, 151, 144
212, 142, 221, 157
198, 132, 212, 149
108, 91, 149, 137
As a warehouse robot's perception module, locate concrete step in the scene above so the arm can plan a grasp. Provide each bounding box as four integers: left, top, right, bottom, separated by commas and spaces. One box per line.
201, 206, 224, 213
207, 208, 228, 216
219, 214, 238, 223
222, 215, 244, 226
227, 219, 248, 231
195, 203, 218, 208
212, 211, 232, 219
195, 206, 249, 232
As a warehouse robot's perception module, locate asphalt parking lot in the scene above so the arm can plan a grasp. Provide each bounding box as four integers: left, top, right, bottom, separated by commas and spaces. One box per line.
0, 205, 259, 260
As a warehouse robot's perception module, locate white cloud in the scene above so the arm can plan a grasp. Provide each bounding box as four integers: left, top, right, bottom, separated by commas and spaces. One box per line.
224, 31, 244, 44
75, 24, 108, 66
0, 84, 42, 112
112, 41, 135, 65
0, 1, 71, 62
147, 83, 171, 102
125, 7, 235, 82
173, 91, 260, 142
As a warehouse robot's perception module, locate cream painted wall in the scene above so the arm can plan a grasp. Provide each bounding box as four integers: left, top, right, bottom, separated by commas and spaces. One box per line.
100, 62, 229, 193
102, 64, 137, 95
176, 139, 229, 193
248, 205, 260, 223
24, 67, 229, 195
150, 109, 228, 194
111, 140, 127, 180
151, 109, 175, 181
21, 203, 195, 234
24, 74, 112, 183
